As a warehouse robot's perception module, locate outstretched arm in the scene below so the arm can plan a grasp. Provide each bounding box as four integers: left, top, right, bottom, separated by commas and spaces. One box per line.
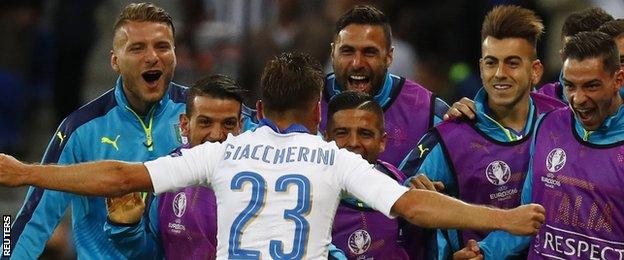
0, 154, 152, 197
391, 188, 544, 236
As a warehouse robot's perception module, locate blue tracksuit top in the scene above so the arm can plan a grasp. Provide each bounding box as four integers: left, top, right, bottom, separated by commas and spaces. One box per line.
7, 77, 187, 259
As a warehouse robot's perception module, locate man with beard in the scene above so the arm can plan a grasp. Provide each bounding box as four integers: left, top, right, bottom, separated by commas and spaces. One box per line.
323, 5, 449, 167
400, 5, 565, 259
325, 91, 412, 259
5, 3, 188, 259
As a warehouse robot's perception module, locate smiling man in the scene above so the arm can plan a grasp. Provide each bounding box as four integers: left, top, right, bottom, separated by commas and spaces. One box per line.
6, 3, 189, 259
325, 91, 429, 259
322, 5, 449, 167
458, 30, 624, 260
399, 5, 565, 259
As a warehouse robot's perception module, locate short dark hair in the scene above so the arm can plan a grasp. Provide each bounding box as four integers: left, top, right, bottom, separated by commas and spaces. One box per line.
327, 91, 384, 132
563, 31, 620, 74
260, 52, 323, 112
481, 5, 544, 49
186, 74, 246, 116
334, 5, 392, 49
561, 7, 613, 39
598, 19, 624, 39
114, 3, 175, 35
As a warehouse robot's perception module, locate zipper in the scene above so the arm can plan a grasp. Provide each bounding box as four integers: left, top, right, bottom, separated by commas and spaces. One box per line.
582, 129, 593, 141
483, 113, 519, 141
126, 105, 155, 151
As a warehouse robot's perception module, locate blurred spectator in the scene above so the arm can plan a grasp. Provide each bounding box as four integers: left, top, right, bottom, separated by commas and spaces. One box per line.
241, 0, 332, 103
0, 1, 43, 156
51, 0, 104, 125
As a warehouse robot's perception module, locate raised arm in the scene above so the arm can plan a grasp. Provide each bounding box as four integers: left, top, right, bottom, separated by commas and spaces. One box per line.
0, 154, 152, 197
390, 188, 544, 236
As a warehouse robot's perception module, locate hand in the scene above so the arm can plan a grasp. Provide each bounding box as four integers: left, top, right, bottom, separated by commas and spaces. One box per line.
443, 97, 476, 121
500, 204, 545, 236
409, 174, 445, 191
106, 192, 146, 225
0, 153, 29, 187
453, 239, 482, 260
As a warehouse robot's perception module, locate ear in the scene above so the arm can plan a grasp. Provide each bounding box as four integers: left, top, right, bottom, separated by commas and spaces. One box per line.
478, 57, 484, 75
330, 42, 336, 61
614, 69, 624, 92
256, 100, 264, 119
323, 129, 330, 141
111, 50, 120, 73
386, 46, 394, 67
313, 101, 321, 126
179, 114, 190, 137
531, 59, 544, 85
379, 132, 387, 153
237, 116, 244, 134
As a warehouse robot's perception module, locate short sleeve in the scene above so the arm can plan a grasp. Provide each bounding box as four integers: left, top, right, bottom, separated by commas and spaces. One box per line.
145, 141, 223, 194
335, 149, 408, 217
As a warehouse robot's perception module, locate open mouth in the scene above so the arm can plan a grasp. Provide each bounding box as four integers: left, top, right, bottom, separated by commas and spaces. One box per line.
142, 70, 163, 84
575, 107, 595, 121
347, 75, 370, 91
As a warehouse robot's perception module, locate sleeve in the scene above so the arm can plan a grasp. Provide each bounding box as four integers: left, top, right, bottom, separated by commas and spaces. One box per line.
399, 130, 456, 193
6, 127, 77, 259
436, 230, 451, 260
432, 97, 450, 126
103, 195, 163, 259
146, 142, 223, 194
327, 243, 347, 260
336, 150, 408, 218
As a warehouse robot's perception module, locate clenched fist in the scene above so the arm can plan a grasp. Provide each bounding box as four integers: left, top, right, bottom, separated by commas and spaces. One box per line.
0, 153, 28, 187
106, 192, 146, 224
501, 203, 545, 236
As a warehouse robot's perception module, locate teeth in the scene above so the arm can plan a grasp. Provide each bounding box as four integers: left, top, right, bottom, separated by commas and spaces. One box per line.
350, 75, 366, 80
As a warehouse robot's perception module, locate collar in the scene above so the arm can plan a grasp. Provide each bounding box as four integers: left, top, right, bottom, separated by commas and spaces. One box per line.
574, 104, 624, 143
327, 73, 394, 107
474, 88, 535, 141
258, 118, 310, 134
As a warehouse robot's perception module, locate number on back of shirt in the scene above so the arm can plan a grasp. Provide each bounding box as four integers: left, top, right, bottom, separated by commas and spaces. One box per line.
228, 172, 311, 259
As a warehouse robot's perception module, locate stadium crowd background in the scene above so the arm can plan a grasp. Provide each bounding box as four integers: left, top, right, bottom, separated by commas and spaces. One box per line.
1, 0, 623, 258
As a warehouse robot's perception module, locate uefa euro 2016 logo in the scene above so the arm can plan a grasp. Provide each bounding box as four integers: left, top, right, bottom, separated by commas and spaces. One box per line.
348, 229, 371, 255
172, 192, 187, 218
546, 148, 566, 173
485, 160, 511, 186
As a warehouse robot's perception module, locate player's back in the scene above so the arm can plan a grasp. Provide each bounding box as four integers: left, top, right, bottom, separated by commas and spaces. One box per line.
149, 122, 407, 259
213, 125, 345, 259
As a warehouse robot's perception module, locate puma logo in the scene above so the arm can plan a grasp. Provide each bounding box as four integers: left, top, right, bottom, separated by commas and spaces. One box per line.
56, 131, 66, 146
418, 144, 429, 158
101, 135, 120, 151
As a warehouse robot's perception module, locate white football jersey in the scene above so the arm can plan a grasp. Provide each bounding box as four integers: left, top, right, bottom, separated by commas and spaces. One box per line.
146, 123, 408, 259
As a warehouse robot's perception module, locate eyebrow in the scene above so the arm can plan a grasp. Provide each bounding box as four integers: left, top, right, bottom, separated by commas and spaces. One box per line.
482, 55, 523, 61
583, 79, 602, 86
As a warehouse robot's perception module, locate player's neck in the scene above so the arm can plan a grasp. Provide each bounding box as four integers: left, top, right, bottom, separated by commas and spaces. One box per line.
487, 97, 530, 133
266, 115, 318, 134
